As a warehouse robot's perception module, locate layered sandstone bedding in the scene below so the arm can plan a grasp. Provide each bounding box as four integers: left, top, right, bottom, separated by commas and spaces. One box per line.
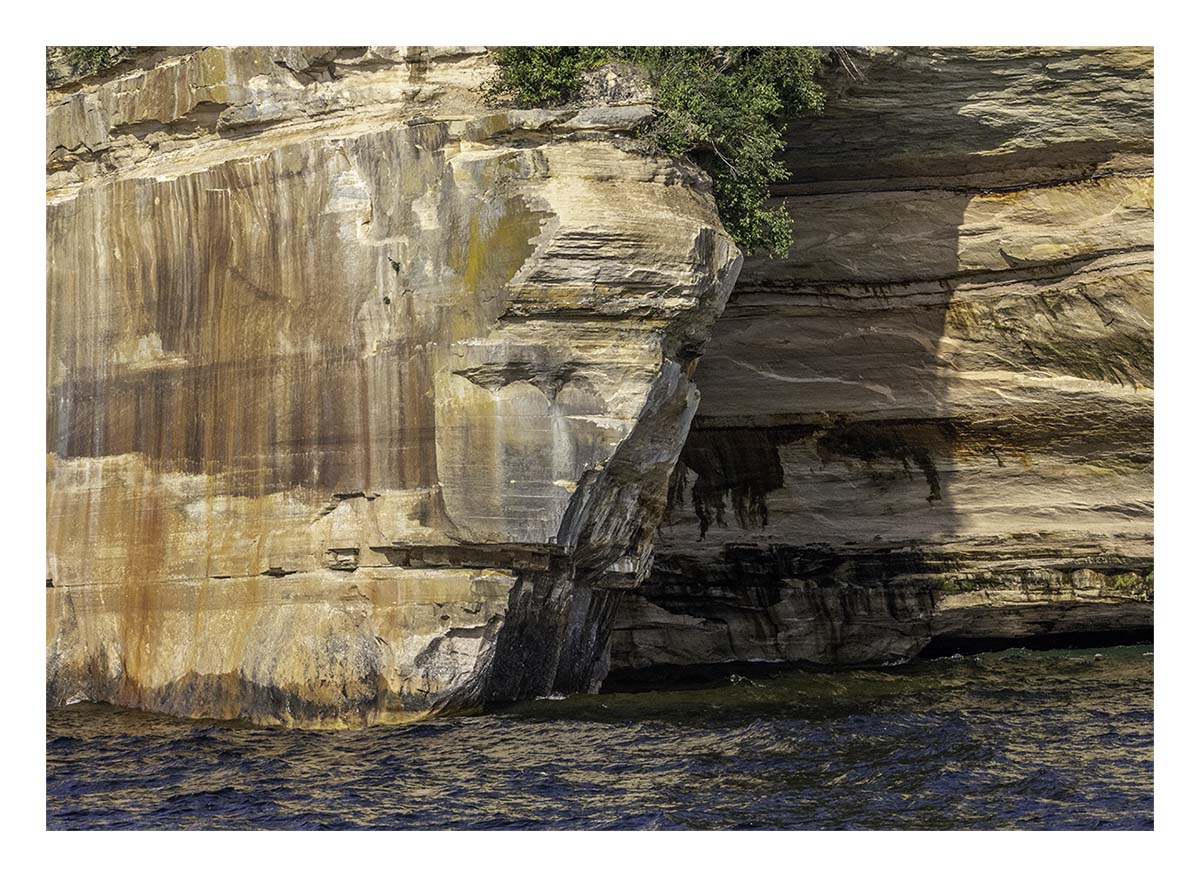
45, 47, 740, 725
611, 47, 1153, 673
46, 46, 1153, 725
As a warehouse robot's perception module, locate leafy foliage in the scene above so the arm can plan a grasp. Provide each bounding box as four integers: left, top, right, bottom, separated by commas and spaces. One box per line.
483, 47, 827, 257
47, 46, 131, 85
483, 46, 610, 107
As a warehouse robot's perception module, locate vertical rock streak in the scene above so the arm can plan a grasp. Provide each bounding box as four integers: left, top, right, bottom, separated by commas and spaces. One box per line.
48, 46, 1153, 715
46, 46, 740, 725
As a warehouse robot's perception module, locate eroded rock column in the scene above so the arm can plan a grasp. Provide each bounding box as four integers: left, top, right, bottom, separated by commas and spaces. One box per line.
46, 46, 740, 725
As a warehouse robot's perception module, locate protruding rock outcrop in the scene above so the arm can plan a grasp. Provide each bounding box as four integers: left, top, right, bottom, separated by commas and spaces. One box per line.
611, 47, 1154, 674
47, 46, 1154, 719
46, 47, 740, 725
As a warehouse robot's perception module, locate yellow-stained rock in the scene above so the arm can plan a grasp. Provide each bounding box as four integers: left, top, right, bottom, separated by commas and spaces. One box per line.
46, 47, 741, 724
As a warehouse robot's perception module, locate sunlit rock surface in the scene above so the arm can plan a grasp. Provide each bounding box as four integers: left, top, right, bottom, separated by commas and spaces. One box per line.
611, 47, 1154, 673
46, 47, 740, 725
47, 46, 1155, 714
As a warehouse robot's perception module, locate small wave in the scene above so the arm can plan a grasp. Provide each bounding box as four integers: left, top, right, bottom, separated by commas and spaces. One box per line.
728, 674, 764, 688
45, 647, 1154, 830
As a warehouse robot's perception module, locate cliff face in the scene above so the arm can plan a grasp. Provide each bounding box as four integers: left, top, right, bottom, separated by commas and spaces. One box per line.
46, 47, 740, 725
47, 46, 1154, 723
611, 48, 1154, 673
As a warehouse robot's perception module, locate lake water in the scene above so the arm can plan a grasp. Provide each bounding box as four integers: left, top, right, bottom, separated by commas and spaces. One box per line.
46, 645, 1153, 830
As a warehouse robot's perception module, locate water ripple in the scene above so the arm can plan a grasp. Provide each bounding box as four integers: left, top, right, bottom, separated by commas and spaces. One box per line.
47, 645, 1153, 830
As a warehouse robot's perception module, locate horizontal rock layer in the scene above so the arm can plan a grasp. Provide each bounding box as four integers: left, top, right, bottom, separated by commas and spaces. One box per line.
46, 47, 740, 725
611, 47, 1154, 673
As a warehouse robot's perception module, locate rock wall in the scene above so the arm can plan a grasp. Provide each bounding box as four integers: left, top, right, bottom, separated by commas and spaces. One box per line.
46, 47, 740, 725
611, 47, 1154, 673
47, 46, 1156, 717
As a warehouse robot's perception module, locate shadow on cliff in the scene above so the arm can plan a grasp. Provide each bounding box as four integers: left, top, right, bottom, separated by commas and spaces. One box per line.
610, 49, 1136, 673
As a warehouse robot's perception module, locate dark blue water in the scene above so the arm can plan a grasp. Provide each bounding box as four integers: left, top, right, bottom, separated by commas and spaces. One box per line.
46, 645, 1153, 829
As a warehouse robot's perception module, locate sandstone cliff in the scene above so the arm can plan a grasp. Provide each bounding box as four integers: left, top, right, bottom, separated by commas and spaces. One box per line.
611, 47, 1154, 674
46, 47, 740, 725
46, 46, 1154, 723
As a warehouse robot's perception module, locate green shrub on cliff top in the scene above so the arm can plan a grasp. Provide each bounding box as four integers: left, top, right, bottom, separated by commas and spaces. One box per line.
46, 46, 131, 85
483, 47, 827, 257
484, 46, 612, 107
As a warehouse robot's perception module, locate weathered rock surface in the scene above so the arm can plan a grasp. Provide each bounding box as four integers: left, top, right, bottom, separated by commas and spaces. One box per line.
48, 46, 1155, 717
611, 47, 1154, 674
46, 47, 740, 725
